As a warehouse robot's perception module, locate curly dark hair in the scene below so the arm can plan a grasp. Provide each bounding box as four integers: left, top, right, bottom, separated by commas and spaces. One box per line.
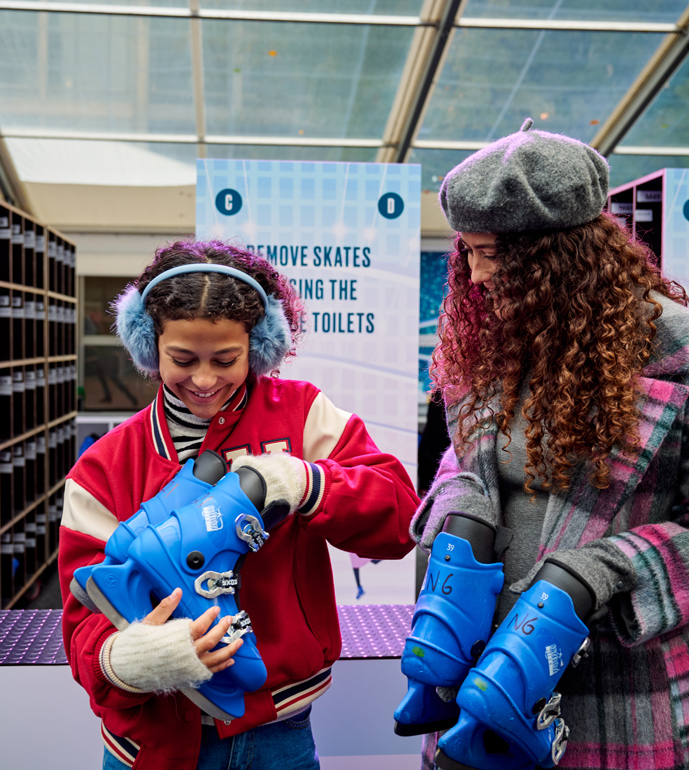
432, 213, 688, 492
127, 239, 306, 369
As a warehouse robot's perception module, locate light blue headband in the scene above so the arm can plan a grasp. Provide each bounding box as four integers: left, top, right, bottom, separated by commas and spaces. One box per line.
141, 264, 269, 306
116, 262, 291, 377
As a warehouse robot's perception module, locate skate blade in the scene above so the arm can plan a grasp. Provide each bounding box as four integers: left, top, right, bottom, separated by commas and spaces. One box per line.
86, 576, 131, 631
181, 687, 241, 722
70, 577, 101, 614
394, 716, 460, 737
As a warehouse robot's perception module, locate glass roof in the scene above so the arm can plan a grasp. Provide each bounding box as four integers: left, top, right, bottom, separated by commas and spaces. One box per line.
620, 50, 689, 148
202, 21, 414, 139
418, 28, 664, 143
0, 0, 687, 213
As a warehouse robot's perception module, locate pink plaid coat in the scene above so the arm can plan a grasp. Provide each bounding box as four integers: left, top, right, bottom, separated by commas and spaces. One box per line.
420, 294, 689, 770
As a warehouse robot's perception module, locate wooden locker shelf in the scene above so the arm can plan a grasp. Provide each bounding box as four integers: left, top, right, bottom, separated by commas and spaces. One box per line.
0, 200, 77, 608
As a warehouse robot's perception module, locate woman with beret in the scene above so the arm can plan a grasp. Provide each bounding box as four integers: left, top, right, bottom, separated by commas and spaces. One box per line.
408, 119, 689, 770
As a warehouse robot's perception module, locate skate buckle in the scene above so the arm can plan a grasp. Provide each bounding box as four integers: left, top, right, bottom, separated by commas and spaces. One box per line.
536, 691, 562, 730
551, 717, 570, 765
570, 637, 591, 668
194, 570, 239, 598
235, 514, 269, 552
220, 610, 253, 644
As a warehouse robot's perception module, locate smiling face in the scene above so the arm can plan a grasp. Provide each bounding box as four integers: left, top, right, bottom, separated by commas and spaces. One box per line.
157, 317, 250, 419
459, 232, 499, 290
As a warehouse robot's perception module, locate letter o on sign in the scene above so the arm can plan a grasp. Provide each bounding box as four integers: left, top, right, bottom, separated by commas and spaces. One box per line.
215, 188, 243, 216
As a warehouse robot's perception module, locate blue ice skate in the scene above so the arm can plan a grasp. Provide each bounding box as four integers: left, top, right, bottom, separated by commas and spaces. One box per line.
394, 514, 504, 736
71, 451, 227, 612
83, 470, 282, 721
435, 571, 592, 770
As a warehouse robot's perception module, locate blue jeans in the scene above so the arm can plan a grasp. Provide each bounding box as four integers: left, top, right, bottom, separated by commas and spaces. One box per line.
102, 708, 320, 770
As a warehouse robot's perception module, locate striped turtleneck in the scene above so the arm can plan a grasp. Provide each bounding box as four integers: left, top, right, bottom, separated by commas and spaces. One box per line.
162, 383, 248, 462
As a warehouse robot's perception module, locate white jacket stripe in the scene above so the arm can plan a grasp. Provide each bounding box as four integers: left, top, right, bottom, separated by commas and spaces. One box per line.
61, 478, 119, 542
303, 391, 351, 462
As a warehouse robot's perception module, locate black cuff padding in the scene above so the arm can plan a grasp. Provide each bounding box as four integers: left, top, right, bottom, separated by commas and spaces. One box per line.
442, 512, 497, 564
534, 559, 596, 622
235, 465, 267, 512
193, 450, 227, 485
610, 592, 638, 637
260, 500, 291, 530
494, 526, 513, 560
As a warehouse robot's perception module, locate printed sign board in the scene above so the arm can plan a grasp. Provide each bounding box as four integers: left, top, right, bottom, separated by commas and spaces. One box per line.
197, 159, 421, 603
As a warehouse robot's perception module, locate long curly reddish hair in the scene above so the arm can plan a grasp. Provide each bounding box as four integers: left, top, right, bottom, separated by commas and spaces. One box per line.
432, 213, 688, 492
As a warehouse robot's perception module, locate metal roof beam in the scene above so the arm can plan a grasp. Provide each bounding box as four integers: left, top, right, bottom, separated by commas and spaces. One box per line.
590, 5, 689, 157
457, 18, 679, 33
612, 145, 689, 155
0, 133, 33, 214
0, 2, 426, 24
0, 128, 386, 148
189, 0, 206, 159
380, 0, 466, 164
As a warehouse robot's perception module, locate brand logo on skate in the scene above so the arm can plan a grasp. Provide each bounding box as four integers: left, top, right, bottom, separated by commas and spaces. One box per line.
201, 504, 224, 532
545, 643, 563, 675
472, 677, 488, 692
412, 646, 425, 657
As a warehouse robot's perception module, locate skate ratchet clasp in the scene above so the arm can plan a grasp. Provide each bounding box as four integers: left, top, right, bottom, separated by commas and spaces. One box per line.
570, 637, 591, 668
235, 513, 268, 552
220, 610, 254, 645
551, 718, 570, 765
536, 691, 562, 730
195, 569, 240, 598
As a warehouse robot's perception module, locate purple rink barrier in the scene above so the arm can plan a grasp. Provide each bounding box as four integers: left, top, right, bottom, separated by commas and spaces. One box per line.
0, 606, 423, 770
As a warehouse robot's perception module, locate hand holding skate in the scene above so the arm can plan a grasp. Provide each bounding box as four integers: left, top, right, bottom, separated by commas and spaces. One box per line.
394, 512, 504, 736
232, 453, 319, 517
71, 451, 277, 721
102, 588, 245, 694
435, 561, 596, 770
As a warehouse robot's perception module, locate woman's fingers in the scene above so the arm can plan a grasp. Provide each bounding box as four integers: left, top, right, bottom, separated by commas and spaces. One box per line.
192, 611, 245, 672
193, 611, 236, 652
190, 605, 221, 640
142, 587, 182, 626
199, 637, 244, 674
142, 594, 244, 673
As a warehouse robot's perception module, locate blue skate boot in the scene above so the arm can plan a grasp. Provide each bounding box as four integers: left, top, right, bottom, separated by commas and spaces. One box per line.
435, 561, 595, 770
71, 450, 227, 612
83, 467, 287, 721
394, 513, 505, 736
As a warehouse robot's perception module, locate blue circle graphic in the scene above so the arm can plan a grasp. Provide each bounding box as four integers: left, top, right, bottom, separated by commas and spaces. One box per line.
215, 188, 243, 216
684, 199, 689, 222
378, 192, 404, 220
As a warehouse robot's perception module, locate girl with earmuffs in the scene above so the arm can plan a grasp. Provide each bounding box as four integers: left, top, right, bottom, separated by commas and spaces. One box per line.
58, 240, 419, 770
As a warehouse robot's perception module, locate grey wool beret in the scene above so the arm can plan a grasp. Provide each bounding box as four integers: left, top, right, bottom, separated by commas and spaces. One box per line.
439, 118, 610, 233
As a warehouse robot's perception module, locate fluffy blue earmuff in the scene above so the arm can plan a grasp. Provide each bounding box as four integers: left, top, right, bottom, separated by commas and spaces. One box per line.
115, 264, 292, 377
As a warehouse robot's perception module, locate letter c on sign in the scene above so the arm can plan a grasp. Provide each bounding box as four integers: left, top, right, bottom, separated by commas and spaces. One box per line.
215, 188, 243, 216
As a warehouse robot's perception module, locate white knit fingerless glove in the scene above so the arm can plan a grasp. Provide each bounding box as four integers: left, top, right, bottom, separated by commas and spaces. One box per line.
232, 453, 324, 516
101, 619, 212, 694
